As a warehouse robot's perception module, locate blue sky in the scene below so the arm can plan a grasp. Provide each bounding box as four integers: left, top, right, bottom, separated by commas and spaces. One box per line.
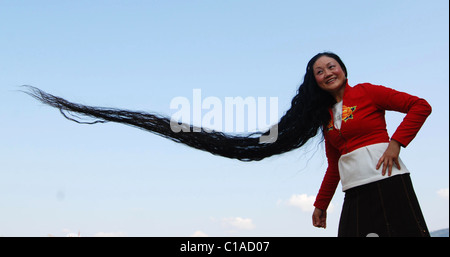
0, 0, 448, 237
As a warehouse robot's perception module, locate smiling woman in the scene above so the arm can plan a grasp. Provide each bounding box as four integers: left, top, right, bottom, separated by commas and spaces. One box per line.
313, 56, 348, 102
24, 52, 432, 237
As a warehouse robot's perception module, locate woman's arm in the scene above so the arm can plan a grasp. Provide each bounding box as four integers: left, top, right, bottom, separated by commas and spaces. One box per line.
365, 84, 432, 176
312, 137, 340, 228
365, 84, 432, 147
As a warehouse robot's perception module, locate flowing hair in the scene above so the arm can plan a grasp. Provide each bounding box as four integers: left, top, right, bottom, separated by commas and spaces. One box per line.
23, 52, 347, 161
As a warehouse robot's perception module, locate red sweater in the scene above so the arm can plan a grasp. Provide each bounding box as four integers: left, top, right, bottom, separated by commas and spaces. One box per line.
313, 83, 432, 211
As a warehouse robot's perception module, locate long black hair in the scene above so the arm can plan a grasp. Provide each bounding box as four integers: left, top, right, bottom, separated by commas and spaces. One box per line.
23, 52, 347, 161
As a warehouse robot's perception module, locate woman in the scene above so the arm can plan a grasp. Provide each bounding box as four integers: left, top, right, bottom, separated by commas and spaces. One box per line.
24, 52, 431, 236
309, 54, 431, 237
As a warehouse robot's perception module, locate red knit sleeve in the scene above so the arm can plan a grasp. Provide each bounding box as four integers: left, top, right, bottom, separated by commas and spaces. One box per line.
363, 84, 432, 147
314, 136, 341, 211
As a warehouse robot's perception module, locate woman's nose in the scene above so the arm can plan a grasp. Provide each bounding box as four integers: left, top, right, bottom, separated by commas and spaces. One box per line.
323, 69, 332, 77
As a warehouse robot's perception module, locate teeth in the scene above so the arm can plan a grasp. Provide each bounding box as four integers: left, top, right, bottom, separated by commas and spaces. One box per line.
327, 78, 335, 84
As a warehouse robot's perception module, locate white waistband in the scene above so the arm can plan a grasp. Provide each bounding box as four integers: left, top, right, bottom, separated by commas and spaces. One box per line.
338, 143, 409, 191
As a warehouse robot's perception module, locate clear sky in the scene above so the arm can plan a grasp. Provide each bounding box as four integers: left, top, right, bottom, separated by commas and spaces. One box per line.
0, 0, 448, 237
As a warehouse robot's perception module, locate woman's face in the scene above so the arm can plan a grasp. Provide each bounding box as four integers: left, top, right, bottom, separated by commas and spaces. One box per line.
313, 56, 347, 98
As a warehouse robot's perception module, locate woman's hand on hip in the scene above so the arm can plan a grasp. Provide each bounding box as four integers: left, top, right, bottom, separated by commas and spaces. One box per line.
376, 139, 402, 176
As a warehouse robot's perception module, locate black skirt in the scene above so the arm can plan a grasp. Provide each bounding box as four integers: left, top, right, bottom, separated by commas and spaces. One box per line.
338, 173, 430, 237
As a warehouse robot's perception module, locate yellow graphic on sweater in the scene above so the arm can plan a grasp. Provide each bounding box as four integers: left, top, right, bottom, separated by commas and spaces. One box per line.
327, 105, 357, 131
